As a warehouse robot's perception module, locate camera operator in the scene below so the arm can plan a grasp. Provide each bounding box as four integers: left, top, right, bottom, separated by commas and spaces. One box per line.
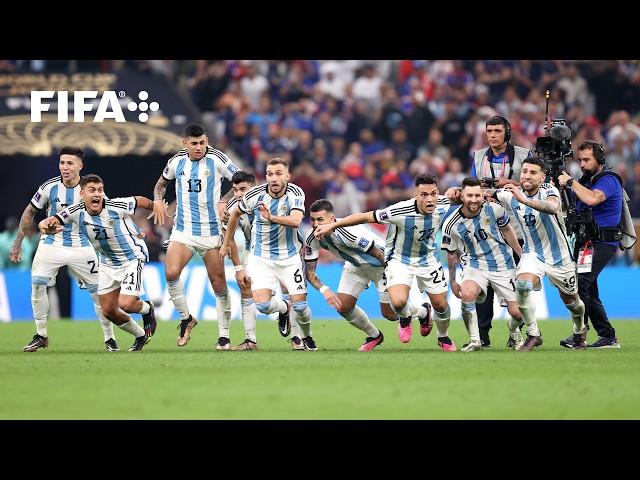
556, 141, 622, 349
469, 116, 531, 347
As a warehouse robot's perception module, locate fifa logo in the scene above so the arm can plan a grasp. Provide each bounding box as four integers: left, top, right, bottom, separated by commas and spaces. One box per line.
31, 90, 159, 123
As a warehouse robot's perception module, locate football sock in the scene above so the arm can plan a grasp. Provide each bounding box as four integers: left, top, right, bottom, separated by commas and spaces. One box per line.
341, 305, 379, 337
118, 318, 145, 338
167, 279, 190, 320
31, 284, 48, 337
516, 280, 540, 337
241, 297, 257, 343
566, 298, 586, 334
91, 292, 115, 341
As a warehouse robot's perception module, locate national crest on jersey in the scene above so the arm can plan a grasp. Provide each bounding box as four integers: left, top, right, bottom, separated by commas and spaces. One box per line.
375, 196, 455, 267
163, 145, 239, 237
55, 197, 149, 267
239, 182, 305, 260
441, 203, 515, 271
495, 183, 573, 267
31, 176, 91, 248
304, 223, 384, 268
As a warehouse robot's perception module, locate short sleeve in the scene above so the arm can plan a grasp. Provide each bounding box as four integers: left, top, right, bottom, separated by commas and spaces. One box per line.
289, 189, 305, 214
213, 149, 241, 181
55, 203, 82, 225
543, 184, 560, 198
491, 203, 510, 227
593, 175, 619, 200
30, 184, 48, 210
162, 157, 176, 181
112, 197, 137, 215
304, 233, 320, 261
338, 225, 374, 252
441, 228, 461, 252
494, 188, 513, 205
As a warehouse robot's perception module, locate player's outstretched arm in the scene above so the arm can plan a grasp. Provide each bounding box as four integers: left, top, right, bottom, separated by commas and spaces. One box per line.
445, 250, 461, 299
37, 216, 63, 235
135, 196, 156, 212
314, 211, 375, 239
500, 224, 522, 258
305, 259, 342, 310
9, 203, 37, 263
152, 176, 170, 225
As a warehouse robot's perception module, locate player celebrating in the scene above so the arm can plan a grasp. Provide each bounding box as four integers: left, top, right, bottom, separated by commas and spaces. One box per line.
220, 158, 317, 351
305, 199, 396, 351
37, 174, 157, 352
441, 177, 524, 352
493, 157, 587, 351
314, 174, 457, 351
151, 124, 240, 348
10, 146, 118, 352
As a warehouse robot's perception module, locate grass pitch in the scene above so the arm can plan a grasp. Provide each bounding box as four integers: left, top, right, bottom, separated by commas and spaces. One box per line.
1, 319, 639, 419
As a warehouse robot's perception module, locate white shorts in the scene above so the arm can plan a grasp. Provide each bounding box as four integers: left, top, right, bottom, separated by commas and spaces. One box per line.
246, 254, 307, 295
169, 229, 222, 258
385, 259, 448, 295
517, 253, 578, 295
338, 263, 390, 304
461, 266, 517, 303
98, 259, 146, 296
31, 244, 99, 291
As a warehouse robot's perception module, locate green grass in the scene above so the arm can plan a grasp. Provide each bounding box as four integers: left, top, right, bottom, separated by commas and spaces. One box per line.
1, 319, 639, 419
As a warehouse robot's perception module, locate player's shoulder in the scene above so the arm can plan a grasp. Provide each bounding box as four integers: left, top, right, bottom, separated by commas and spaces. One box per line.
335, 224, 359, 244
245, 183, 268, 198
38, 175, 62, 191
105, 197, 132, 211
442, 206, 464, 232
167, 148, 188, 164
540, 182, 558, 194
305, 229, 317, 245
226, 196, 239, 210
285, 182, 304, 197
387, 198, 416, 213
205, 145, 231, 163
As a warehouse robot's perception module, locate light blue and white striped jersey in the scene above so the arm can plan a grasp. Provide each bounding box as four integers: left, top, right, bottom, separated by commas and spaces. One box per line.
225, 196, 254, 251
304, 223, 385, 267
31, 176, 91, 248
441, 203, 515, 271
162, 146, 239, 237
238, 183, 305, 260
56, 197, 149, 267
375, 196, 455, 267
495, 184, 573, 267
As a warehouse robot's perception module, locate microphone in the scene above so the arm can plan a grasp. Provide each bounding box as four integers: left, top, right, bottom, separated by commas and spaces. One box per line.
550, 124, 572, 141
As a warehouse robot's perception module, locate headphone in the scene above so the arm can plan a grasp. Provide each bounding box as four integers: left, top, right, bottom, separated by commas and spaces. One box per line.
585, 140, 606, 165
486, 115, 511, 143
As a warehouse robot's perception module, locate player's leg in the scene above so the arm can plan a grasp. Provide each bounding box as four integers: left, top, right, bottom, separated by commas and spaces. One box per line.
551, 265, 587, 349
475, 284, 494, 346
459, 279, 483, 351
99, 289, 148, 352
385, 260, 428, 343
490, 270, 524, 350
68, 247, 117, 349
425, 290, 455, 352
231, 277, 258, 350
514, 254, 543, 351
203, 246, 232, 348
279, 259, 313, 348
248, 257, 289, 338
165, 240, 197, 345
117, 260, 156, 338
281, 284, 302, 350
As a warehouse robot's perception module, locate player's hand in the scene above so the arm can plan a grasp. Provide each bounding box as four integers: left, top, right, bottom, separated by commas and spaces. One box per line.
150, 199, 168, 225
450, 279, 461, 299
235, 269, 250, 289
503, 183, 526, 203
9, 242, 22, 263
257, 202, 271, 221
556, 171, 572, 188
219, 244, 231, 261
322, 288, 342, 310
495, 177, 513, 188
314, 223, 335, 240
445, 187, 461, 203
39, 219, 63, 235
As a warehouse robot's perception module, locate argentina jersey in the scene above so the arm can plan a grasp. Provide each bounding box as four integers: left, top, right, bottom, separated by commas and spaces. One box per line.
495, 184, 572, 267
162, 145, 239, 237
239, 183, 305, 260
441, 203, 515, 271
304, 223, 385, 267
31, 176, 91, 248
56, 197, 149, 267
225, 196, 254, 251
375, 196, 454, 267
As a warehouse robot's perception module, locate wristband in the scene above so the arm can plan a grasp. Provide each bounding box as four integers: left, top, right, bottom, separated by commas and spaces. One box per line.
319, 285, 329, 294
234, 265, 244, 272
566, 177, 574, 188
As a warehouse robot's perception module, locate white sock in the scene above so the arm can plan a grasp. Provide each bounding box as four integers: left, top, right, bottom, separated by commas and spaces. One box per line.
433, 306, 450, 337
342, 306, 379, 337
137, 300, 150, 315
461, 301, 480, 342
292, 302, 312, 338
241, 297, 257, 343
394, 303, 412, 319
215, 288, 231, 338
271, 297, 288, 314
566, 299, 586, 334
118, 318, 145, 338
91, 292, 115, 341
516, 281, 540, 337
507, 315, 522, 333
167, 279, 190, 320
290, 314, 301, 339
32, 284, 49, 337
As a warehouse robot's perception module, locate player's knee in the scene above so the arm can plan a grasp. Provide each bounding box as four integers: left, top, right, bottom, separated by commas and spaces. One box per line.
515, 279, 533, 293
118, 297, 138, 313
461, 301, 476, 313
255, 301, 272, 314
165, 265, 182, 282
101, 304, 118, 319
292, 301, 308, 313
389, 298, 406, 312
431, 299, 449, 313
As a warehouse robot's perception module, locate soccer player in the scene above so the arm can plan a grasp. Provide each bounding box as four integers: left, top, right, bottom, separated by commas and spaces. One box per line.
305, 199, 396, 351
10, 146, 118, 352
220, 158, 317, 351
493, 157, 587, 351
151, 124, 240, 348
37, 174, 157, 352
441, 177, 524, 352
314, 174, 457, 351
221, 171, 295, 351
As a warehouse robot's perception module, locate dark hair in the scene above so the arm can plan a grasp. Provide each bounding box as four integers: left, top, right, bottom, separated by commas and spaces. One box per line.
232, 171, 256, 185
267, 157, 289, 169
310, 199, 334, 213
80, 174, 104, 188
522, 156, 545, 170
485, 115, 509, 129
415, 174, 437, 187
59, 146, 84, 160
578, 141, 606, 163
461, 177, 482, 189
184, 123, 207, 137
